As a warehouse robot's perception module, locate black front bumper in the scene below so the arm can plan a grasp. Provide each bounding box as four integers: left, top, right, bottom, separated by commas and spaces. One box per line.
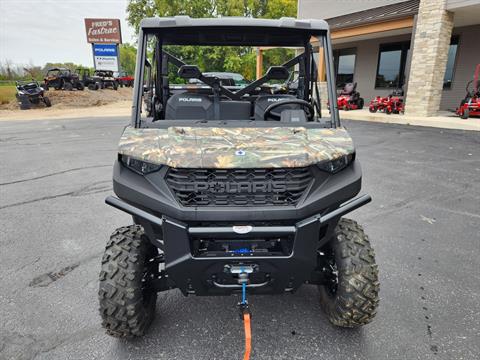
106, 194, 371, 296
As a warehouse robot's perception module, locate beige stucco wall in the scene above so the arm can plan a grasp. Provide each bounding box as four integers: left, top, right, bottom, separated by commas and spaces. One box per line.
329, 24, 479, 111
331, 34, 413, 103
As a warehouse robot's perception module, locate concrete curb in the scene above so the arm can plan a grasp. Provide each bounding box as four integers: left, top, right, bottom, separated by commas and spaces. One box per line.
339, 109, 480, 132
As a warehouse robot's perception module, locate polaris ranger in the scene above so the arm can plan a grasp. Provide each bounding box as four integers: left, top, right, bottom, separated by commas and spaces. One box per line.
100, 17, 380, 341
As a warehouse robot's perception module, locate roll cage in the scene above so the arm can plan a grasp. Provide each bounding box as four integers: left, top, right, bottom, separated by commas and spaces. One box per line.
131, 17, 340, 128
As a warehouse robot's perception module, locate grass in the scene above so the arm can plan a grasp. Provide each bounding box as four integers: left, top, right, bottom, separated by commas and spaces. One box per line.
0, 85, 16, 105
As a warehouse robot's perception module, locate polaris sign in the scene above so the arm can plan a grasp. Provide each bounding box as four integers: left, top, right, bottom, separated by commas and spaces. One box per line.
93, 44, 119, 72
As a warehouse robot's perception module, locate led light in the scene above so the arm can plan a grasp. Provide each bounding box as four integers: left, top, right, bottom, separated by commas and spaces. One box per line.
120, 155, 162, 175
317, 153, 355, 174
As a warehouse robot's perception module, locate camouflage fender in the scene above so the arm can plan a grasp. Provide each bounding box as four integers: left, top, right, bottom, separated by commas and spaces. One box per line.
118, 126, 354, 168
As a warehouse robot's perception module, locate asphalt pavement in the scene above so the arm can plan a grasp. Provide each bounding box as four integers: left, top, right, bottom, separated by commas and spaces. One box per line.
0, 117, 479, 360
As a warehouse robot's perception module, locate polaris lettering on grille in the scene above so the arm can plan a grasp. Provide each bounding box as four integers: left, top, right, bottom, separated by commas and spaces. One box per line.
193, 181, 287, 193
267, 98, 284, 102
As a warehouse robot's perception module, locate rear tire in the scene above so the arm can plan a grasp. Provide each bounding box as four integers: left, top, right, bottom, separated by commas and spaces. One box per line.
113, 81, 118, 90
76, 82, 85, 91
99, 225, 158, 338
54, 79, 63, 90
318, 218, 379, 327
64, 82, 73, 91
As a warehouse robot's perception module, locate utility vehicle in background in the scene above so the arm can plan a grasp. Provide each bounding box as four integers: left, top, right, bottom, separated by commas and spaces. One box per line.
114, 71, 135, 87
99, 17, 380, 341
188, 72, 250, 87
75, 68, 101, 90
93, 70, 118, 90
15, 80, 51, 109
43, 68, 84, 91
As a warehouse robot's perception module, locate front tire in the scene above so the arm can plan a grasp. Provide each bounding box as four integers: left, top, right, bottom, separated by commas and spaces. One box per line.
318, 218, 379, 327
357, 98, 364, 109
99, 225, 158, 338
43, 96, 52, 107
461, 108, 469, 119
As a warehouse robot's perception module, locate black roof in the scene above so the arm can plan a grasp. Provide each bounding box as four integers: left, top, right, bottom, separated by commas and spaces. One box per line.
140, 16, 329, 46
327, 0, 419, 30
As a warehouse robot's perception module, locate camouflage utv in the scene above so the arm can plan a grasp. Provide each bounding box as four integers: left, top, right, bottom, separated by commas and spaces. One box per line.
100, 16, 380, 338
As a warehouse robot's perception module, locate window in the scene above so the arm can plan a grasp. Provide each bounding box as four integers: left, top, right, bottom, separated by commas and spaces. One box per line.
443, 36, 459, 89
375, 42, 410, 89
333, 48, 356, 88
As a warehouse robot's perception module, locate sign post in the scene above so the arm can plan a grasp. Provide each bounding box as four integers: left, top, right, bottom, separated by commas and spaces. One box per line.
84, 18, 122, 72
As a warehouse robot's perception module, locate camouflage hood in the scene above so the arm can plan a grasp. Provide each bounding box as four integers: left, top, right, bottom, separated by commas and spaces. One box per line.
118, 126, 354, 168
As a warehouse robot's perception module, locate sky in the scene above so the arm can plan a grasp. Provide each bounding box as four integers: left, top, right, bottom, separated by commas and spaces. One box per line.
0, 0, 136, 67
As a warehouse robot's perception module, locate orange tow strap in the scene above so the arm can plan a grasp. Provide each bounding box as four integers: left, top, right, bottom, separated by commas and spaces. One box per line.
243, 312, 252, 360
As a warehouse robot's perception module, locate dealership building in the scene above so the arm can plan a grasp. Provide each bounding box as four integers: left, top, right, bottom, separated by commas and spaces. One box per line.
295, 0, 480, 116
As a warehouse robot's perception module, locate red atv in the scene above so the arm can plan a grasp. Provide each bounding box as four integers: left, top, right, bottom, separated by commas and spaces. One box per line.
369, 89, 404, 114
115, 71, 135, 87
456, 64, 480, 119
337, 82, 364, 110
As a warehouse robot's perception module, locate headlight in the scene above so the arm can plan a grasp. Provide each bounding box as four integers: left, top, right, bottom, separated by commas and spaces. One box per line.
317, 153, 355, 174
120, 155, 162, 175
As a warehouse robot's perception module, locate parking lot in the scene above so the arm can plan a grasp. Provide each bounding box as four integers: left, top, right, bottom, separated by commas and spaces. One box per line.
0, 117, 479, 360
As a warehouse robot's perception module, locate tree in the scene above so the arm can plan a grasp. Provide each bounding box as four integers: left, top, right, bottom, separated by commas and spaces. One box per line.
126, 0, 297, 80
119, 43, 137, 75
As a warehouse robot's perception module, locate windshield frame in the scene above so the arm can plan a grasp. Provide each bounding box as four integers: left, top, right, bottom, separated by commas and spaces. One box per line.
131, 27, 340, 129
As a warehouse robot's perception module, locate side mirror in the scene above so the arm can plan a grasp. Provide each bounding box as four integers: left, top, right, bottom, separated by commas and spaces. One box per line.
266, 66, 289, 80
178, 65, 202, 79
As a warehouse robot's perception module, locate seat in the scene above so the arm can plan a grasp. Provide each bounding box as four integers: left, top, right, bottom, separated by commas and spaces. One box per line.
340, 82, 356, 95
165, 93, 214, 120
254, 94, 299, 120
219, 101, 251, 120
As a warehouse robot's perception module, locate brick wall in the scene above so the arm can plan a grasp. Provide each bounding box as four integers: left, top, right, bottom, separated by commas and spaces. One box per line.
405, 0, 454, 116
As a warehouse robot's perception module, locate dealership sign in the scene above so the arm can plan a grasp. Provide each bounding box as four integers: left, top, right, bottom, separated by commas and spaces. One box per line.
85, 18, 122, 44
93, 44, 119, 72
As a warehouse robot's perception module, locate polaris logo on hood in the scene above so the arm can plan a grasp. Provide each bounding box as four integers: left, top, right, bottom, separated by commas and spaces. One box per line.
267, 98, 285, 102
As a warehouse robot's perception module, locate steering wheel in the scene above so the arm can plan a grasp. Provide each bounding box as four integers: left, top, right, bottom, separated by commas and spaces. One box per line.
263, 99, 315, 121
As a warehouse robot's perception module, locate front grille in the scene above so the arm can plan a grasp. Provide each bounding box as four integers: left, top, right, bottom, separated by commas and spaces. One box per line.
166, 167, 313, 207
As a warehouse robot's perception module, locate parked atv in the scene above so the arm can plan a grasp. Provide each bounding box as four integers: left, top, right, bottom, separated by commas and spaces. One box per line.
75, 68, 102, 90
94, 70, 118, 90
114, 71, 134, 87
43, 68, 84, 91
456, 64, 480, 119
15, 80, 51, 110
100, 17, 379, 343
337, 82, 364, 110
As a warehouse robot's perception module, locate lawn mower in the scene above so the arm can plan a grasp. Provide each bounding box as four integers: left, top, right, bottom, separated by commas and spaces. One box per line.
456, 64, 480, 119
15, 80, 51, 110
369, 89, 404, 114
99, 17, 379, 358
337, 82, 364, 110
